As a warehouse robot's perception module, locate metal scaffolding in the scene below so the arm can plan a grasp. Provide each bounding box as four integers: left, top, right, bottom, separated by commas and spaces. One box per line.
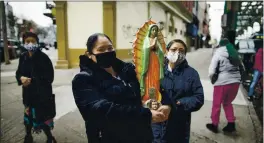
222, 1, 263, 37
236, 1, 263, 36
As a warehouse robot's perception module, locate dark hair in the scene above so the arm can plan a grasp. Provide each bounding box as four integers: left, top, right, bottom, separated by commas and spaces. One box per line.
166, 39, 187, 54
147, 99, 160, 109
86, 33, 112, 53
22, 32, 39, 44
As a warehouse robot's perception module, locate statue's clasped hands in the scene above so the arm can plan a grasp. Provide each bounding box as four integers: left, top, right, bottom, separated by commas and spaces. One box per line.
151, 105, 171, 123
150, 37, 158, 50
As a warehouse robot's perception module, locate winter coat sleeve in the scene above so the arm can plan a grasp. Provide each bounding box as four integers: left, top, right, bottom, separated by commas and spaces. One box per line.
72, 72, 152, 125
178, 71, 204, 112
32, 54, 54, 85
15, 54, 24, 86
160, 87, 171, 105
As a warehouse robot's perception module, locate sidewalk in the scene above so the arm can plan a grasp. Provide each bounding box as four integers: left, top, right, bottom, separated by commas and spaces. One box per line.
1, 48, 262, 143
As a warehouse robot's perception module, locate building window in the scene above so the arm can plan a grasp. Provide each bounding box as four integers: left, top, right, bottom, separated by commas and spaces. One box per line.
180, 30, 183, 35
175, 28, 178, 34
169, 15, 175, 35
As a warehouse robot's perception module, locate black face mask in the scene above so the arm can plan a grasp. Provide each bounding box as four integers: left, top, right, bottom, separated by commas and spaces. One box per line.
94, 51, 116, 68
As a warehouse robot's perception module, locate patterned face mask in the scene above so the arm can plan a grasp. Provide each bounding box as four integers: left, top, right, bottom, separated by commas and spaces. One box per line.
166, 51, 186, 64
24, 43, 39, 52
176, 52, 186, 65
166, 51, 179, 63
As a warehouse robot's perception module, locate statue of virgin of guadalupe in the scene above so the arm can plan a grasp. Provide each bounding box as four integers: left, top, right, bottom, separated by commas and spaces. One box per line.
133, 20, 166, 106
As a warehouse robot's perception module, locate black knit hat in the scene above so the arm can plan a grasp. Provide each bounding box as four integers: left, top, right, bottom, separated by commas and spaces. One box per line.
22, 32, 39, 44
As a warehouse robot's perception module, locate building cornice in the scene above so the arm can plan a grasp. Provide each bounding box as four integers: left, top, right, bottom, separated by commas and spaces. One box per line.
158, 1, 193, 23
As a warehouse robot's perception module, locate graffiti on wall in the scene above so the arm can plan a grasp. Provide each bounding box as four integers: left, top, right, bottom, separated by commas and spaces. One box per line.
122, 24, 139, 40
122, 21, 165, 40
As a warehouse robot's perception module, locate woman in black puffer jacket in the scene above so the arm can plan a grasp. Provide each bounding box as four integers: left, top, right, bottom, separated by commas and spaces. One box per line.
72, 33, 169, 143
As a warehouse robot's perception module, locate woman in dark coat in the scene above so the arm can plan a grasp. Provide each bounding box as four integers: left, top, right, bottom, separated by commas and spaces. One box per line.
16, 32, 56, 143
152, 39, 204, 143
72, 33, 169, 143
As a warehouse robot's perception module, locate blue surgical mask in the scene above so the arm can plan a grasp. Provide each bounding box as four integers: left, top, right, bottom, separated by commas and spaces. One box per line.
24, 42, 39, 52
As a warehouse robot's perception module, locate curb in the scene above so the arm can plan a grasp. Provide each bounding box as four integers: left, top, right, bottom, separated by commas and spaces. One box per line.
240, 85, 263, 143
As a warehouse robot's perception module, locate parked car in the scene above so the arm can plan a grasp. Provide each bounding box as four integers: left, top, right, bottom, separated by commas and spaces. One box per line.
0, 39, 20, 62
10, 39, 23, 57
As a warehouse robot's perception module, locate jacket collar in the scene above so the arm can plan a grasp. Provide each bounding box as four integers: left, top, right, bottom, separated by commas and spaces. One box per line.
165, 60, 188, 76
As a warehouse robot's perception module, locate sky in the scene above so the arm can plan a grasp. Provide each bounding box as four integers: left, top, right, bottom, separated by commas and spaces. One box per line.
8, 2, 224, 40
207, 2, 225, 42
9, 2, 52, 27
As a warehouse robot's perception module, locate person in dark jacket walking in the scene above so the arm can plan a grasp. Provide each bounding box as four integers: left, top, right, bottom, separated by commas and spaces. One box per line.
72, 33, 168, 143
152, 39, 204, 143
16, 32, 56, 143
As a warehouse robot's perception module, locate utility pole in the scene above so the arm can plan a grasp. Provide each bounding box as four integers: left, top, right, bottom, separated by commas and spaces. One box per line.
1, 1, 10, 65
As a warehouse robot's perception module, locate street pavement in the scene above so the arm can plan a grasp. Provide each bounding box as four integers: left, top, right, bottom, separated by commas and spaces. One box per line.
1, 48, 262, 143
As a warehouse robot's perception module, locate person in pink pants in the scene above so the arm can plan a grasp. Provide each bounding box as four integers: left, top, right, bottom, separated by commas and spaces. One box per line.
211, 83, 240, 128
207, 31, 242, 133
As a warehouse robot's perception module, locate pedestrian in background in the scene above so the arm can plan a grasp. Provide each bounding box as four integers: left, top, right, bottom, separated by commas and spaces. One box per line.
248, 40, 263, 101
207, 30, 241, 133
72, 33, 168, 143
16, 32, 56, 143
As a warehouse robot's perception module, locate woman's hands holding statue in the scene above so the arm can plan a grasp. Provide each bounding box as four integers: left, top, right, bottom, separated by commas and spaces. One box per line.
151, 110, 166, 123
157, 105, 171, 119
151, 105, 171, 123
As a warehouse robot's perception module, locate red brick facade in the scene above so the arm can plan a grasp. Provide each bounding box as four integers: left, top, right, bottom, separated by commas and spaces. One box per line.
181, 1, 194, 13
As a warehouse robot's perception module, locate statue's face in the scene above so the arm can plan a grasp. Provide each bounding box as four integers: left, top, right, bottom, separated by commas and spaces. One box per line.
151, 101, 159, 110
150, 26, 158, 38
